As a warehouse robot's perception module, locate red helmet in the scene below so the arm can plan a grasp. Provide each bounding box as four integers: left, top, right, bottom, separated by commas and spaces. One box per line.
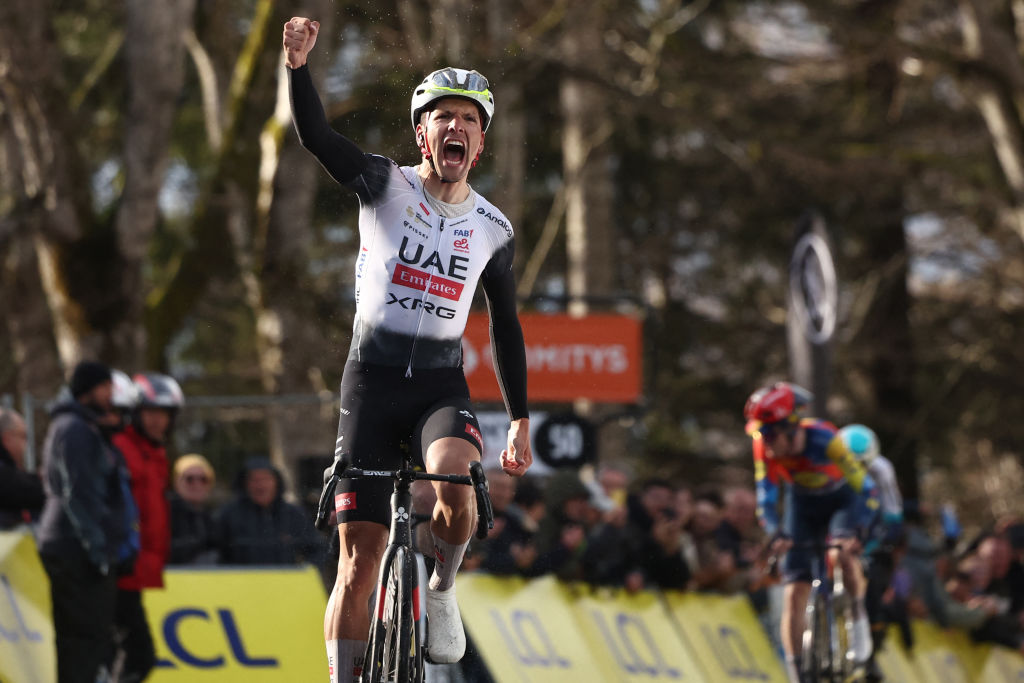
744, 382, 812, 435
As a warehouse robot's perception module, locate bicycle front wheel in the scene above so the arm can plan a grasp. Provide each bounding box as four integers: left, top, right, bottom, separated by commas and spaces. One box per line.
830, 565, 854, 682
800, 582, 830, 683
365, 546, 422, 683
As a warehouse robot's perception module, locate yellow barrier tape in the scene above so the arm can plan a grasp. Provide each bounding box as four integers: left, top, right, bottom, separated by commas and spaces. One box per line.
980, 645, 1024, 682
458, 574, 608, 681
663, 591, 789, 682
910, 620, 973, 683
144, 566, 327, 682
571, 585, 707, 681
0, 530, 56, 683
875, 627, 922, 683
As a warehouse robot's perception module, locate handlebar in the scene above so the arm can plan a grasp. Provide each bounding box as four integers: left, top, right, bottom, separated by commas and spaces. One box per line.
314, 457, 495, 539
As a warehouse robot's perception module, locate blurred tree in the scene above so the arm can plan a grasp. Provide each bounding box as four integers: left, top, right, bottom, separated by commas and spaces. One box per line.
1, 0, 1023, 519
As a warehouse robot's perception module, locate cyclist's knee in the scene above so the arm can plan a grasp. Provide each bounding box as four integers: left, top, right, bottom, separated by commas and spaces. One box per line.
424, 436, 478, 474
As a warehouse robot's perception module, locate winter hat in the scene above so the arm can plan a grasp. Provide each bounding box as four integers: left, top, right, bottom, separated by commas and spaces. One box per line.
69, 361, 112, 398
174, 454, 216, 486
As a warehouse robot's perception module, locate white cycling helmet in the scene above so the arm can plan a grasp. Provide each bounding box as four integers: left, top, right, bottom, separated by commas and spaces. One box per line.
838, 424, 880, 465
111, 369, 140, 412
410, 67, 494, 132
133, 372, 185, 411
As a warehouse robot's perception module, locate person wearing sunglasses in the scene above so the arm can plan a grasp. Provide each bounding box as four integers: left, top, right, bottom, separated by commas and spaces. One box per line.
283, 17, 532, 683
743, 382, 881, 683
168, 453, 217, 565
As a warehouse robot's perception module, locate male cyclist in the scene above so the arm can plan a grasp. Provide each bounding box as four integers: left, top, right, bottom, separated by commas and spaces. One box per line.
283, 17, 532, 683
744, 382, 879, 683
838, 424, 904, 682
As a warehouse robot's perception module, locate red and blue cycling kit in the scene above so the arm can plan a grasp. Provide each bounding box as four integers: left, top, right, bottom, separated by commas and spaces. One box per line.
754, 419, 880, 582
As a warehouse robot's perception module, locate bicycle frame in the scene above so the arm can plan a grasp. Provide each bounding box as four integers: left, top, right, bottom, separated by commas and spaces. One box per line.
799, 541, 854, 683
316, 458, 493, 683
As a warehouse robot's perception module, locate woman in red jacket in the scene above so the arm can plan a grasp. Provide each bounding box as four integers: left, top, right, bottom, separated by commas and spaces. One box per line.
110, 372, 183, 683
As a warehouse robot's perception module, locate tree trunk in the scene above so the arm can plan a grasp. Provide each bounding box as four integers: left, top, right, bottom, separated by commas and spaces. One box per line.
0, 0, 99, 369
487, 0, 526, 240
1, 228, 64, 397
113, 0, 197, 368
559, 4, 616, 315
249, 4, 338, 492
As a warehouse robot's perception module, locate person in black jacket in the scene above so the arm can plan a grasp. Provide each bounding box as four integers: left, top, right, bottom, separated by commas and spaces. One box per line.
0, 407, 44, 529
214, 456, 324, 566
37, 361, 131, 683
167, 453, 218, 565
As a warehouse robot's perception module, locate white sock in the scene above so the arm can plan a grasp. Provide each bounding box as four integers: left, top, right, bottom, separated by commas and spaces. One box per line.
327, 639, 366, 683
429, 536, 469, 591
854, 614, 873, 661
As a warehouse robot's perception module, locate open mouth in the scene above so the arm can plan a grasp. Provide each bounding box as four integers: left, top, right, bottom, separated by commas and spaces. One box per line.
443, 139, 466, 167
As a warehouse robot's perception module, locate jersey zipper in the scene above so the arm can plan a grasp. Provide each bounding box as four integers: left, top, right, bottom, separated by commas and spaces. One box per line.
405, 214, 446, 377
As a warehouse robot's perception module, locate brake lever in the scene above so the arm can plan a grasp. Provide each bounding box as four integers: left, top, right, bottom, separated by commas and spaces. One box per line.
469, 461, 494, 540
315, 457, 351, 532
315, 475, 338, 532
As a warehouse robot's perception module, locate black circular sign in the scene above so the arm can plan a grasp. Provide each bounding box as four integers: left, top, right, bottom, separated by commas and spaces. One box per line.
533, 413, 596, 469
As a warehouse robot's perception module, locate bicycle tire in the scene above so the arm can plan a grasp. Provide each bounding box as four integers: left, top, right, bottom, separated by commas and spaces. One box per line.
800, 582, 833, 683
830, 563, 854, 682
364, 546, 420, 682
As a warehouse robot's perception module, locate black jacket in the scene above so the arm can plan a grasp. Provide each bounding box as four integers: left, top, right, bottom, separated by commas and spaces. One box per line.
168, 492, 217, 565
214, 458, 324, 566
0, 441, 44, 529
36, 401, 129, 573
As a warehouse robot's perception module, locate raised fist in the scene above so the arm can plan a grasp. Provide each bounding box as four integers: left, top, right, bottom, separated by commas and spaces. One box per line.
283, 17, 319, 69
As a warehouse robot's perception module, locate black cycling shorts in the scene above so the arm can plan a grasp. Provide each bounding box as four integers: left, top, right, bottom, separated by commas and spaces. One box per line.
332, 360, 483, 527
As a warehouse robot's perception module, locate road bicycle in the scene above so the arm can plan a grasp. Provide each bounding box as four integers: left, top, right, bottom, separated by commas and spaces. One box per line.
798, 539, 855, 683
316, 456, 494, 683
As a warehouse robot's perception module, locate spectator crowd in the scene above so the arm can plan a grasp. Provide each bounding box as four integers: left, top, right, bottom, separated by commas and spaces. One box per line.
4, 361, 1024, 681
0, 361, 322, 683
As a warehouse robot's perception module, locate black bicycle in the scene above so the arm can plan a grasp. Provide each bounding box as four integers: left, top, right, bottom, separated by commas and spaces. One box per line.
316, 456, 494, 683
799, 539, 855, 683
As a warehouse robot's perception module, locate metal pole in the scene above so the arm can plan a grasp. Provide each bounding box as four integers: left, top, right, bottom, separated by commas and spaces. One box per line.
21, 392, 36, 472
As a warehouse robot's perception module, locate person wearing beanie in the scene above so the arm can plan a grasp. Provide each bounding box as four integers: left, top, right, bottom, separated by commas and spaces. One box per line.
69, 360, 113, 399
37, 360, 132, 683
168, 454, 218, 565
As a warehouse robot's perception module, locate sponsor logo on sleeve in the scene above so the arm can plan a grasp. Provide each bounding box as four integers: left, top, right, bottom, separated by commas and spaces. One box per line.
476, 207, 512, 238
335, 492, 357, 512
465, 423, 484, 448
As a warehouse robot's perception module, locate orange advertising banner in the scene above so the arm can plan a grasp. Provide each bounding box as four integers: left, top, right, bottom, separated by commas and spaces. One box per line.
462, 313, 643, 403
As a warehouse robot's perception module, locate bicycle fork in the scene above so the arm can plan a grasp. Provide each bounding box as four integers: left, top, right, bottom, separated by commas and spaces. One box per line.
362, 480, 428, 683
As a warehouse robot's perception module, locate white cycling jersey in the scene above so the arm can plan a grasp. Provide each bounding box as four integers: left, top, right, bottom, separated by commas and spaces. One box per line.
866, 454, 902, 519
347, 157, 515, 373
288, 64, 528, 419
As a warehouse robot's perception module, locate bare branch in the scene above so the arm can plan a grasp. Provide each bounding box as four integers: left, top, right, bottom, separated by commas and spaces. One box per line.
184, 28, 223, 152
